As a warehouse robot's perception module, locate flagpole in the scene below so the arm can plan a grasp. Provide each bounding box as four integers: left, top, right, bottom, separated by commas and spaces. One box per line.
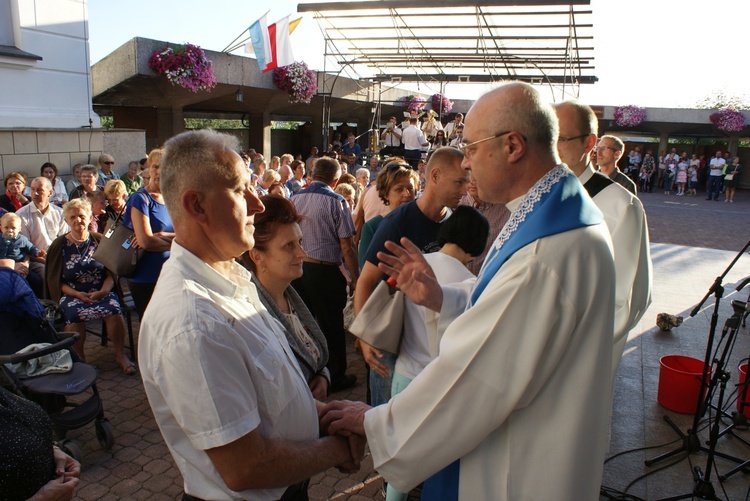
222, 9, 270, 53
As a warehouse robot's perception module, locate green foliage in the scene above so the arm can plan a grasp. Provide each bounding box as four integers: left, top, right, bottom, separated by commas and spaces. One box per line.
271, 121, 305, 130
185, 118, 244, 129
99, 116, 114, 129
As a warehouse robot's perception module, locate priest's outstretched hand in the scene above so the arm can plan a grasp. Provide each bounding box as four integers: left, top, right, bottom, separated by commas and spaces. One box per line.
377, 237, 443, 312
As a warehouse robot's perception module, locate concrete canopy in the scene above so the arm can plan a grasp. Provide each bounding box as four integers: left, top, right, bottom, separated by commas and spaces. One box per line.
91, 37, 431, 151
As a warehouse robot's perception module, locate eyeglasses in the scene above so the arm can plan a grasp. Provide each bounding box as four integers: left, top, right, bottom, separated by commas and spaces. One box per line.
386, 163, 411, 171
596, 145, 620, 153
558, 134, 589, 143
103, 161, 114, 165
457, 131, 526, 159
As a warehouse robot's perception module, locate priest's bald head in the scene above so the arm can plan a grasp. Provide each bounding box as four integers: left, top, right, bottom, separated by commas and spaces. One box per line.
460, 83, 561, 204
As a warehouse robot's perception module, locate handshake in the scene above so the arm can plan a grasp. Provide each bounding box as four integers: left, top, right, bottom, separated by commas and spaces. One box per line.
319, 400, 372, 473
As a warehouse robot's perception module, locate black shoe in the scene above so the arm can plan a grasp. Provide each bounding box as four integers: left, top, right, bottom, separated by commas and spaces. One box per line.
330, 374, 357, 393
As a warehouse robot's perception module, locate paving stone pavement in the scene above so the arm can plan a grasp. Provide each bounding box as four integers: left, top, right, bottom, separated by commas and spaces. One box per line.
62, 185, 750, 500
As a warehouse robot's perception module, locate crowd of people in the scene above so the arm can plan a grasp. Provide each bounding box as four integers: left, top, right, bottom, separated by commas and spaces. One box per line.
16, 79, 750, 500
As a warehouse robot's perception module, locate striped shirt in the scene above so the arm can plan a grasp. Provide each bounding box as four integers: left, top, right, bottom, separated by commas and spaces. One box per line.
292, 181, 356, 263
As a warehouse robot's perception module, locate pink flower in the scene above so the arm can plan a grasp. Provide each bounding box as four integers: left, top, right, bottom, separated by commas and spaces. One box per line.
614, 105, 646, 127
710, 108, 746, 132
273, 61, 317, 104
430, 93, 453, 115
148, 43, 216, 93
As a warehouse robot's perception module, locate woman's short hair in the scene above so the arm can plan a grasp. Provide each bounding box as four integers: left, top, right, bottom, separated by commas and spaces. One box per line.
40, 162, 58, 177
104, 179, 127, 198
63, 197, 92, 218
253, 158, 266, 175
80, 164, 98, 177
98, 153, 114, 165
376, 163, 418, 205
339, 172, 357, 186
146, 149, 163, 170
85, 190, 106, 204
261, 169, 281, 185
291, 159, 305, 172
334, 183, 355, 198
280, 154, 294, 165
270, 156, 281, 170
243, 195, 303, 272
4, 172, 27, 187
438, 206, 490, 257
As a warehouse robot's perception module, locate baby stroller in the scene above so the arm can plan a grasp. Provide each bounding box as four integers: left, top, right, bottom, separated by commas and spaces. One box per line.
0, 267, 114, 463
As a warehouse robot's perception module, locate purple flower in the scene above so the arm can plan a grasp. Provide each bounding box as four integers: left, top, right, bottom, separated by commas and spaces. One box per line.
148, 43, 217, 93
614, 105, 646, 127
431, 93, 453, 115
273, 61, 317, 104
710, 108, 746, 132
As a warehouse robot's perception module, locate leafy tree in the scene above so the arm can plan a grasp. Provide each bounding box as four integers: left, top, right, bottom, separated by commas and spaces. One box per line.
695, 89, 750, 110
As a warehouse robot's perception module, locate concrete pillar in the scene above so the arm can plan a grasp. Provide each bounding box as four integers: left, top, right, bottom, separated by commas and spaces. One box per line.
262, 111, 272, 159
728, 135, 739, 157
309, 105, 324, 150
658, 133, 670, 157
246, 113, 264, 152
156, 106, 184, 148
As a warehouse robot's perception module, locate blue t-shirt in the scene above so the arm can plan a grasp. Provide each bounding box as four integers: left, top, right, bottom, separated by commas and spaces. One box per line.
364, 200, 447, 266
0, 234, 38, 262
122, 188, 174, 283
342, 142, 362, 162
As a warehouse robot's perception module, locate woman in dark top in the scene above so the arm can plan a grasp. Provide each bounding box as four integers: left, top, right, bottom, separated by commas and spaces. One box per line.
0, 386, 80, 501
0, 172, 29, 213
239, 195, 330, 399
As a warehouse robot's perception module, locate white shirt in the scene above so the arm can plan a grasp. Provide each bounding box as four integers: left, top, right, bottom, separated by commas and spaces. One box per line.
139, 242, 318, 501
710, 157, 727, 176
16, 202, 69, 251
401, 125, 428, 151
364, 211, 615, 500
579, 166, 652, 381
443, 121, 462, 140
396, 252, 474, 380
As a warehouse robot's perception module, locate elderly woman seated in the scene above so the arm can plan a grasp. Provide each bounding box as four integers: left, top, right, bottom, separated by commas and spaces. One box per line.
239, 195, 330, 399
45, 198, 136, 375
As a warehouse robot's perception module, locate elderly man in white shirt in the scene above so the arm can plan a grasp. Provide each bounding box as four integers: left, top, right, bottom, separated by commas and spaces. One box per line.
17, 176, 69, 275
139, 129, 363, 501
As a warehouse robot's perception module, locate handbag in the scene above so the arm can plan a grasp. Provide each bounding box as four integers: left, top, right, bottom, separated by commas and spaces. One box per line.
348, 280, 405, 354
92, 217, 144, 278
725, 173, 734, 181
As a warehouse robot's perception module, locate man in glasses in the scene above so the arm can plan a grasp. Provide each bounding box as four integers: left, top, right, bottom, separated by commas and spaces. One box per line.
596, 136, 637, 194
96, 153, 120, 187
554, 101, 652, 383
322, 83, 616, 500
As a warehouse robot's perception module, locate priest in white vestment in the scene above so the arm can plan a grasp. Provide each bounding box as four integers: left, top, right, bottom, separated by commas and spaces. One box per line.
322, 83, 617, 500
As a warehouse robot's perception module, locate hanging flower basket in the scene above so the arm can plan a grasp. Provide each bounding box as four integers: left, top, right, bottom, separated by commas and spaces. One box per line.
613, 105, 646, 127
401, 95, 427, 112
709, 108, 746, 132
148, 43, 216, 93
272, 61, 317, 104
430, 93, 453, 115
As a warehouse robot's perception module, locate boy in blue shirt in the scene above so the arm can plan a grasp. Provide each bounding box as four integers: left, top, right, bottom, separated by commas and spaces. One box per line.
0, 212, 45, 294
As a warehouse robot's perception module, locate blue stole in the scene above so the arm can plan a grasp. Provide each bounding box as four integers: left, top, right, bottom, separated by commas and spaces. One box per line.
420, 166, 602, 501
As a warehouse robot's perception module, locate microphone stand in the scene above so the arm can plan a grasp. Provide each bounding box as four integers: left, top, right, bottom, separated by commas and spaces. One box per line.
645, 239, 750, 500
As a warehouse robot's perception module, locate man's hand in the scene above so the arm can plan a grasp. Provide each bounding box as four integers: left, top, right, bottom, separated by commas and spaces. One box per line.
319, 400, 371, 437
360, 342, 389, 378
377, 237, 443, 312
308, 375, 329, 401
14, 261, 29, 278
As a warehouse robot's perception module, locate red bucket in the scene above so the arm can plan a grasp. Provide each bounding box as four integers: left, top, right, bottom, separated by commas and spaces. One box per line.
657, 355, 710, 414
738, 363, 750, 419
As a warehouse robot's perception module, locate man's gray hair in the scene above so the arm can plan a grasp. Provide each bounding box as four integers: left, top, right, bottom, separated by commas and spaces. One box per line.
161, 129, 241, 222
31, 176, 52, 191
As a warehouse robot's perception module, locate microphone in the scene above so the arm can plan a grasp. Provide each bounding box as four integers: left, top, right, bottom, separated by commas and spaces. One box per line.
736, 275, 750, 292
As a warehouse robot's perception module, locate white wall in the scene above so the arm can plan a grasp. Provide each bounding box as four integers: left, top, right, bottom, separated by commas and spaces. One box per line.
0, 0, 99, 128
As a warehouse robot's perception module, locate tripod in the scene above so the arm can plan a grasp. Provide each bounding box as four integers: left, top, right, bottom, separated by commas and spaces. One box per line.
645, 240, 750, 499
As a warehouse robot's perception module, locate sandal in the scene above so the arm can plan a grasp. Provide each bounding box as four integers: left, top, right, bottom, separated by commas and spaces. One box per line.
120, 361, 137, 376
